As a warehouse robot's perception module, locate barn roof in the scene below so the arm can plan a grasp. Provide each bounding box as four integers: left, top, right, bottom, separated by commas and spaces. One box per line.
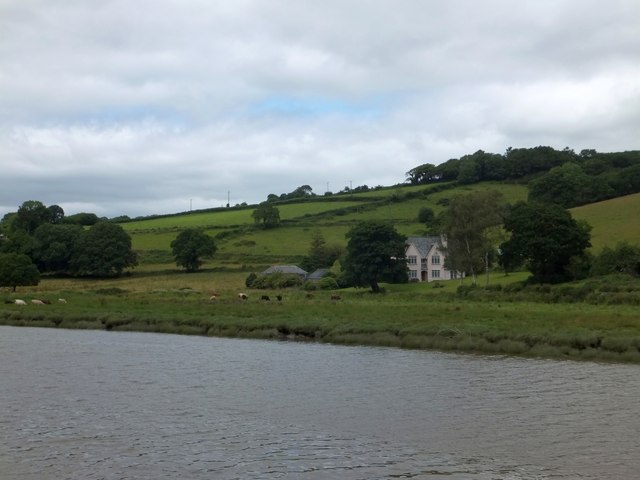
261, 265, 308, 276
308, 268, 330, 281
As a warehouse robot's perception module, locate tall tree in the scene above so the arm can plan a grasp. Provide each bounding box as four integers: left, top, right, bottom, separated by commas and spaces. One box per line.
301, 230, 343, 272
32, 223, 83, 273
171, 229, 217, 272
13, 200, 50, 234
500, 202, 591, 283
0, 253, 40, 292
70, 222, 138, 277
441, 190, 504, 285
342, 221, 407, 293
252, 202, 281, 228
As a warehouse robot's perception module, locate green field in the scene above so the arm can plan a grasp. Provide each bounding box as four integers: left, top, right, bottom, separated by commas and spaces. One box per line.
4, 180, 639, 364
124, 181, 532, 264
3, 270, 640, 363
571, 193, 640, 251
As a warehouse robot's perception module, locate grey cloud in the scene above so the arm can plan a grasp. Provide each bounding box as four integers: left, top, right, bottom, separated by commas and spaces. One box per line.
1, 0, 638, 218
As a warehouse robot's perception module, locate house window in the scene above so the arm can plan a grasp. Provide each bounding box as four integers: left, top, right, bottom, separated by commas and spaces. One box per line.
431, 269, 440, 279
432, 254, 440, 265
409, 269, 418, 279
421, 258, 427, 265
408, 255, 417, 265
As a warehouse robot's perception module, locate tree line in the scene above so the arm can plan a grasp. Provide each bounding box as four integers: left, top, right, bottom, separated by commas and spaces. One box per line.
0, 201, 137, 290
406, 146, 640, 209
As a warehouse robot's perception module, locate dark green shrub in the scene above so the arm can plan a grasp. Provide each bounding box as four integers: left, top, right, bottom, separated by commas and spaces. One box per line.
252, 272, 303, 289
245, 272, 258, 288
318, 277, 339, 290
456, 284, 478, 296
303, 281, 317, 291
503, 281, 525, 293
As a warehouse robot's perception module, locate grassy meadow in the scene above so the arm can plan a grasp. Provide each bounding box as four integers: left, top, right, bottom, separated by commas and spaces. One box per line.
3, 270, 640, 364
2, 180, 640, 363
571, 192, 640, 251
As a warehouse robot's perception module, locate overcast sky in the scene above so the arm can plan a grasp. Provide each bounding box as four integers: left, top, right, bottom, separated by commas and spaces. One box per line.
1, 0, 639, 218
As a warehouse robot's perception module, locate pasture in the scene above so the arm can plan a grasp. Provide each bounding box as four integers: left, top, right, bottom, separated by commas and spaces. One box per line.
571, 192, 640, 251
2, 270, 640, 364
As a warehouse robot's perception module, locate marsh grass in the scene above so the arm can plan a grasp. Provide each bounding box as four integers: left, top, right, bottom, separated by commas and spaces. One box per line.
3, 266, 640, 364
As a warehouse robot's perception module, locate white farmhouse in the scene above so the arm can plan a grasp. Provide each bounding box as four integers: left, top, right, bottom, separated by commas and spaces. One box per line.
405, 236, 461, 282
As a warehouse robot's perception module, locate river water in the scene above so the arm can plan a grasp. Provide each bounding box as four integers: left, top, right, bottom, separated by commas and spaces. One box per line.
1, 326, 638, 479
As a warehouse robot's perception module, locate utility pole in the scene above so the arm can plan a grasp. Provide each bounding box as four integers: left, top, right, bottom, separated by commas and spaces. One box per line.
227, 190, 230, 208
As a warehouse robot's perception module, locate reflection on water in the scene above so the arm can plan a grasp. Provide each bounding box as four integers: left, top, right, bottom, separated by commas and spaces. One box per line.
1, 326, 638, 479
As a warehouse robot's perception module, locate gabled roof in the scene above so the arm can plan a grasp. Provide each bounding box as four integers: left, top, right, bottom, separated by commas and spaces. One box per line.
405, 236, 444, 256
261, 265, 308, 276
308, 268, 330, 280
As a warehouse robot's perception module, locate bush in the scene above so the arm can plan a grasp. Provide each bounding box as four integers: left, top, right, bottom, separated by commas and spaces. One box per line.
318, 277, 340, 290
303, 281, 317, 291
456, 284, 478, 296
252, 272, 304, 289
245, 272, 258, 288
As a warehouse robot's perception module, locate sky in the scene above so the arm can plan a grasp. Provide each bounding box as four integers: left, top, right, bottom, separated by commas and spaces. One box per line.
1, 0, 639, 219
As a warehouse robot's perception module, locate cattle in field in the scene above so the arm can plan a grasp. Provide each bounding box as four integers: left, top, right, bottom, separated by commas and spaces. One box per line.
14, 299, 26, 306
261, 295, 270, 301
4, 299, 14, 304
330, 294, 341, 301
31, 299, 45, 305
238, 293, 248, 300
276, 295, 282, 301
58, 298, 67, 304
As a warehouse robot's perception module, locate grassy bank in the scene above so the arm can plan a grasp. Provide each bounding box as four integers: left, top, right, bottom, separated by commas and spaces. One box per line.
2, 272, 640, 364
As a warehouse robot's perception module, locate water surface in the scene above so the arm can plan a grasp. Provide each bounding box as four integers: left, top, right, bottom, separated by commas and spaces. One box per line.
1, 326, 638, 479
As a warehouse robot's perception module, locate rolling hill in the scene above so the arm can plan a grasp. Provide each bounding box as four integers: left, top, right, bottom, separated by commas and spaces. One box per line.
124, 181, 639, 271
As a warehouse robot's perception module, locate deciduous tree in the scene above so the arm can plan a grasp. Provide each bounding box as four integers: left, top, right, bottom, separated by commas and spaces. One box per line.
70, 222, 138, 277
0, 253, 40, 291
252, 202, 281, 228
171, 229, 217, 272
32, 224, 83, 273
342, 221, 407, 293
500, 202, 591, 283
442, 190, 504, 285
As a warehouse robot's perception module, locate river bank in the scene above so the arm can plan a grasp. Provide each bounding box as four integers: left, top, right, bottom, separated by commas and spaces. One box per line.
2, 282, 640, 363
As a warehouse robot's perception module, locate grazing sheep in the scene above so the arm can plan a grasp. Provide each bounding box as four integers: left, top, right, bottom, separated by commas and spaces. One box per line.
238, 293, 248, 300
58, 298, 67, 304
14, 299, 27, 306
31, 299, 45, 305
209, 294, 220, 301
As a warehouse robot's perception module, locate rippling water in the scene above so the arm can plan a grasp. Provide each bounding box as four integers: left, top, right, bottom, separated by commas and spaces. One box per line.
1, 326, 639, 479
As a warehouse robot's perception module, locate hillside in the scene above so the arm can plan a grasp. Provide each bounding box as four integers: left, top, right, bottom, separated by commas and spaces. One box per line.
571, 192, 640, 251
125, 178, 639, 272
126, 181, 530, 270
